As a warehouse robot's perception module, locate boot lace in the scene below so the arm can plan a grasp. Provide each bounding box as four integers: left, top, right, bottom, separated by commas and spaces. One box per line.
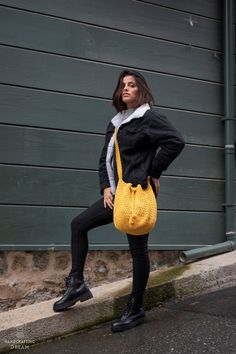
123, 295, 135, 316
64, 274, 83, 288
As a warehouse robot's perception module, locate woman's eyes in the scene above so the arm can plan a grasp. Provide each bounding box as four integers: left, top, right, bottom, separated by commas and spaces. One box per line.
122, 83, 137, 88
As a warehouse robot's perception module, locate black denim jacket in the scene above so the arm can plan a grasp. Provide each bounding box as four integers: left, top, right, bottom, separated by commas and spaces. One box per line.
99, 109, 185, 194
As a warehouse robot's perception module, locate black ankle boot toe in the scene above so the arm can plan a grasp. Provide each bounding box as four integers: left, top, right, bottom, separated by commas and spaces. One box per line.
111, 308, 145, 333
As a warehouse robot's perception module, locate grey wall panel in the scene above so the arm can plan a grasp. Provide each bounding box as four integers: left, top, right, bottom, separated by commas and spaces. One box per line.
0, 6, 224, 83
139, 0, 223, 19
158, 176, 224, 212
166, 145, 224, 179
0, 85, 113, 134
0, 1, 222, 51
148, 210, 225, 246
0, 125, 223, 178
0, 85, 224, 147
0, 206, 224, 249
0, 166, 101, 207
0, 165, 224, 212
156, 108, 224, 147
0, 125, 102, 170
0, 46, 224, 114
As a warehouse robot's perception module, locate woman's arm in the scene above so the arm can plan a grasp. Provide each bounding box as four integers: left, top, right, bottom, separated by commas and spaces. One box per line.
99, 122, 114, 194
146, 112, 185, 179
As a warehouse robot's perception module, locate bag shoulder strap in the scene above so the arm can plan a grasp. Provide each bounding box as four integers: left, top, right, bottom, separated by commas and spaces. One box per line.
114, 128, 122, 180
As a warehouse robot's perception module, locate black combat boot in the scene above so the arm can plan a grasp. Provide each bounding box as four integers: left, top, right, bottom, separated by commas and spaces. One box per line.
111, 294, 145, 333
53, 272, 93, 312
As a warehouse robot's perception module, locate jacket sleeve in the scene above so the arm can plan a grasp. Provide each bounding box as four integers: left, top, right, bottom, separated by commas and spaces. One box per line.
146, 112, 185, 179
99, 122, 114, 195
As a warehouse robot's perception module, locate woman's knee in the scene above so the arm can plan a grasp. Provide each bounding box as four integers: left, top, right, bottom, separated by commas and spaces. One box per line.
71, 215, 84, 233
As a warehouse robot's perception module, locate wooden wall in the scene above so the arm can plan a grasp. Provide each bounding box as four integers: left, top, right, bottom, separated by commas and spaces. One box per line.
0, 0, 234, 249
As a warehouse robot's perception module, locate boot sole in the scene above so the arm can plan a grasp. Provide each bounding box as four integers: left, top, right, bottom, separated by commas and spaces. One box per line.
111, 315, 145, 333
53, 290, 93, 312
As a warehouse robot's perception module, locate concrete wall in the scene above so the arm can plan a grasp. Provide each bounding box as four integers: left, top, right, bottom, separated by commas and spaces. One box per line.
0, 250, 179, 311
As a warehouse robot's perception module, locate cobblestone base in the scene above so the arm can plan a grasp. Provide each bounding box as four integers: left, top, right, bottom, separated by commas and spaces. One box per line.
0, 250, 180, 312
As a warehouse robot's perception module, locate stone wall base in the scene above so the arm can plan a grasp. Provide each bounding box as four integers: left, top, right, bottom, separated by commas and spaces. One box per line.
0, 250, 180, 312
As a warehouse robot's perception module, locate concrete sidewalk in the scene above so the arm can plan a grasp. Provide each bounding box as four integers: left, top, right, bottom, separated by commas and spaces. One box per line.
1, 250, 236, 353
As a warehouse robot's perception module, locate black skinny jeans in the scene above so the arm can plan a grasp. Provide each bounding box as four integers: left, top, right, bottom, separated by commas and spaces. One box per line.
71, 198, 150, 305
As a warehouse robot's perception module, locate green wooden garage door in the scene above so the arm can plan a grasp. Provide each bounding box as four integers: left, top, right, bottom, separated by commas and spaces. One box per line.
0, 0, 234, 250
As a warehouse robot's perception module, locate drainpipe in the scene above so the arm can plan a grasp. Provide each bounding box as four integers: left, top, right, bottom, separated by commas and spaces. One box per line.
180, 0, 235, 263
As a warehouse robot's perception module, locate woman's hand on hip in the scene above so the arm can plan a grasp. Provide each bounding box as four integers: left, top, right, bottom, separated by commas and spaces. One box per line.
103, 187, 114, 209
151, 177, 160, 195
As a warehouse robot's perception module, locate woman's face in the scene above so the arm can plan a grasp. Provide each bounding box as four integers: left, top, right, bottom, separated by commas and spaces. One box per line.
121, 75, 139, 109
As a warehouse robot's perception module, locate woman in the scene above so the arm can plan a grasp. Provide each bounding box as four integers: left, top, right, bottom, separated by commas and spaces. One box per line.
53, 70, 185, 333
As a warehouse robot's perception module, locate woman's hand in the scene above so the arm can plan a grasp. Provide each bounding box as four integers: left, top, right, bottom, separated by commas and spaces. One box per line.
103, 187, 114, 209
151, 177, 160, 195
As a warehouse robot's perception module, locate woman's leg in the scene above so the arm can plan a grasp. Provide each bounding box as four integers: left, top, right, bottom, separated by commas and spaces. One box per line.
127, 234, 150, 307
111, 233, 150, 332
53, 198, 113, 312
70, 198, 113, 280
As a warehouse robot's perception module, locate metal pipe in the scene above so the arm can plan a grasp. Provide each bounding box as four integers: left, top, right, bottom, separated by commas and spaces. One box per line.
179, 241, 235, 263
180, 0, 235, 263
223, 0, 235, 241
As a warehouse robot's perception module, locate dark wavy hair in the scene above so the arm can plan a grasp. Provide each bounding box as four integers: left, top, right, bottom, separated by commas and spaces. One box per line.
112, 70, 155, 112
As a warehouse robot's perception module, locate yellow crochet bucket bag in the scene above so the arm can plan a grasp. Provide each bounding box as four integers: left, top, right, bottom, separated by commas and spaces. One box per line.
113, 128, 157, 235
